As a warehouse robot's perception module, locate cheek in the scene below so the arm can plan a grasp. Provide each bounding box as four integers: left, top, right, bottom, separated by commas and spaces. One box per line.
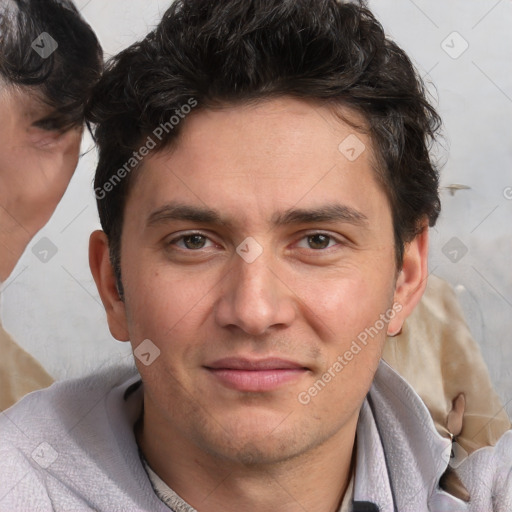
297, 265, 395, 398
63, 136, 81, 173
122, 262, 212, 352
298, 263, 395, 337
298, 282, 389, 421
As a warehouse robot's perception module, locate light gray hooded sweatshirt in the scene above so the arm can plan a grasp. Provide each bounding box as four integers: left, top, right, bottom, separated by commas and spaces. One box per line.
0, 360, 511, 511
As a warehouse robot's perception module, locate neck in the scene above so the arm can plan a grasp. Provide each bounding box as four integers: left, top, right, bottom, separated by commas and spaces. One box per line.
137, 403, 358, 512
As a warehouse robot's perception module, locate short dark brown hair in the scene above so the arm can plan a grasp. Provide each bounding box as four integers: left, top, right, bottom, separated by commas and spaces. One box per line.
0, 0, 103, 130
87, 0, 441, 292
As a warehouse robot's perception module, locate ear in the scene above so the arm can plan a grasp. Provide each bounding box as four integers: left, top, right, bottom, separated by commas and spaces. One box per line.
89, 230, 130, 342
387, 223, 429, 336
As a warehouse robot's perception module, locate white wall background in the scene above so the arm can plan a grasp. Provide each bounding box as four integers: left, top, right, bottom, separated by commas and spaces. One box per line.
1, 0, 511, 414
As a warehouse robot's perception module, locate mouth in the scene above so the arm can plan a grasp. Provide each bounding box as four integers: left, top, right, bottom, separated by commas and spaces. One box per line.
204, 357, 309, 392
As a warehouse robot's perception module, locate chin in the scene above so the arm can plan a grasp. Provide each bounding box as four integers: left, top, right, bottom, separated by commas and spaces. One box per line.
201, 413, 322, 467
215, 437, 304, 467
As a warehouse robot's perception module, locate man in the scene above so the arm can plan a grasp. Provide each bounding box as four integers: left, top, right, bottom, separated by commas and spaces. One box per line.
1, 1, 510, 511
0, 0, 102, 408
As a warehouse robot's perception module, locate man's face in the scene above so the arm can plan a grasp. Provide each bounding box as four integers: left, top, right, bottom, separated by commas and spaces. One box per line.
0, 86, 81, 224
116, 97, 400, 464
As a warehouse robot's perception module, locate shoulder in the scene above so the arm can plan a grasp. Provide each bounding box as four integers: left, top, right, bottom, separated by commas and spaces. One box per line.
457, 430, 512, 511
368, 360, 512, 510
1, 362, 137, 434
0, 364, 140, 508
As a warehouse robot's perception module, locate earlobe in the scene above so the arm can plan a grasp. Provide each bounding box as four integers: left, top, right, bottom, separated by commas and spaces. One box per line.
387, 224, 429, 336
89, 230, 130, 342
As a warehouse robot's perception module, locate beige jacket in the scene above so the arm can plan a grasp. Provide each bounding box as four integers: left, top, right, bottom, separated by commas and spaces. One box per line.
0, 319, 53, 411
383, 275, 510, 455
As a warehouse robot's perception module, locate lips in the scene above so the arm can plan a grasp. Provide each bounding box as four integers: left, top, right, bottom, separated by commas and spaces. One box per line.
204, 357, 309, 392
206, 357, 306, 371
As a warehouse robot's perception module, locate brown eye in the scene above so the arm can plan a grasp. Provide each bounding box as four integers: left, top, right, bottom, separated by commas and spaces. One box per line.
182, 234, 207, 249
167, 232, 217, 253
307, 234, 331, 250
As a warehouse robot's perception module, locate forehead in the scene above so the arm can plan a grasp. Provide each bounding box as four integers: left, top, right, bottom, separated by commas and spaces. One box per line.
172, 97, 370, 166
0, 85, 51, 122
125, 97, 388, 228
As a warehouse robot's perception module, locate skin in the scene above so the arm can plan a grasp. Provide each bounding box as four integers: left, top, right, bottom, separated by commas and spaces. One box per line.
0, 85, 82, 282
90, 97, 429, 512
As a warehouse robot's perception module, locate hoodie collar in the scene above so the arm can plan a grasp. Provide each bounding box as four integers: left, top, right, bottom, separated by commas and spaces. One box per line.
352, 359, 457, 511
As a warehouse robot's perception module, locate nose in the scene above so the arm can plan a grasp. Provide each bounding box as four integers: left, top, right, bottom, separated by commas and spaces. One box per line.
214, 248, 297, 336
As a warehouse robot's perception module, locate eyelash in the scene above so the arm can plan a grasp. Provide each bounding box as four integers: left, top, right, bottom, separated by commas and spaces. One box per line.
166, 231, 345, 253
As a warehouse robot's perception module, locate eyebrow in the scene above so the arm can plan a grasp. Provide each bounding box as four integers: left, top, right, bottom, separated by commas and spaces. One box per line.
31, 113, 70, 132
146, 201, 368, 230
